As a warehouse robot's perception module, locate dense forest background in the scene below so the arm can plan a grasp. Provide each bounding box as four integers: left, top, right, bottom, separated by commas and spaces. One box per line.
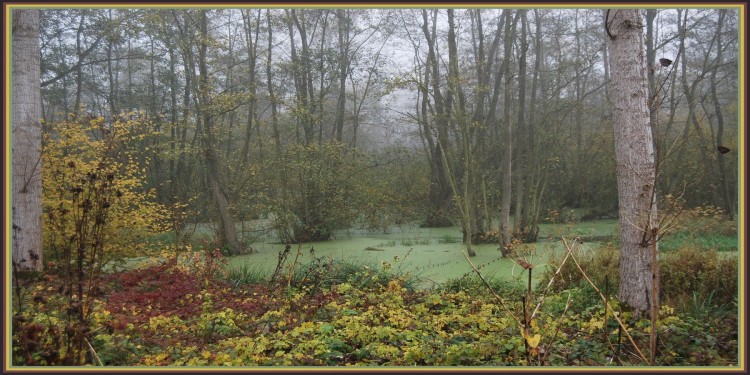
38, 8, 738, 253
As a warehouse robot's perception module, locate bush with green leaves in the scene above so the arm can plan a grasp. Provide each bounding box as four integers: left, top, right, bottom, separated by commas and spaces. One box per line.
270, 141, 358, 242
270, 142, 429, 242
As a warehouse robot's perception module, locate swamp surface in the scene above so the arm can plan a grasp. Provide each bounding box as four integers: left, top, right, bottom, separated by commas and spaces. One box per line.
221, 219, 622, 288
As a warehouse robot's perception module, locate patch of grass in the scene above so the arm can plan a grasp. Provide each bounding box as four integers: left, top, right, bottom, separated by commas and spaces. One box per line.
378, 240, 397, 247
440, 274, 526, 297
660, 231, 737, 252
399, 238, 430, 246
290, 256, 423, 292
438, 234, 460, 244
399, 238, 415, 246
224, 261, 269, 287
682, 290, 735, 322
660, 246, 738, 307
542, 241, 739, 314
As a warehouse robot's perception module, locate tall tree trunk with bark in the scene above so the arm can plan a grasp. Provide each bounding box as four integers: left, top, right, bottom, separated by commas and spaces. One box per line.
513, 10, 529, 239
445, 9, 476, 256
421, 9, 454, 228
499, 11, 516, 255
12, 9, 43, 272
606, 9, 659, 317
709, 10, 735, 219
196, 10, 244, 255
334, 9, 349, 143
520, 9, 544, 243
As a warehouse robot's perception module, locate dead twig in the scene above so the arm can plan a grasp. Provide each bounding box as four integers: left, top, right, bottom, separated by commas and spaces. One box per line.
462, 251, 523, 328
529, 237, 579, 321
563, 237, 650, 364
539, 292, 572, 365
84, 337, 103, 366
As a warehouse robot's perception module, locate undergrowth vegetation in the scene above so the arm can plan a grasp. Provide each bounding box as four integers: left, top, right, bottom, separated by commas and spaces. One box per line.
12, 235, 738, 367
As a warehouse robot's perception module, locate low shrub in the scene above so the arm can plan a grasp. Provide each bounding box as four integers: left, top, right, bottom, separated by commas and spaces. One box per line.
540, 243, 738, 316
660, 246, 737, 308
540, 242, 620, 296
265, 247, 422, 293
441, 274, 526, 297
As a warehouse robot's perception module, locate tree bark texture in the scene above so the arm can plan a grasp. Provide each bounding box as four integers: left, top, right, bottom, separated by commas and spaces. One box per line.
607, 9, 659, 316
197, 10, 243, 255
12, 9, 43, 272
421, 9, 454, 228
499, 11, 516, 254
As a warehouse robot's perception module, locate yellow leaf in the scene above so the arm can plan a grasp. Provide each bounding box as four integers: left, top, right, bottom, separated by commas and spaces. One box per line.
525, 333, 541, 348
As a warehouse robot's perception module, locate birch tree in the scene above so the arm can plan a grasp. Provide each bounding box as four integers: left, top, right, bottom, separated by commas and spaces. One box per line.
12, 9, 43, 272
606, 9, 659, 316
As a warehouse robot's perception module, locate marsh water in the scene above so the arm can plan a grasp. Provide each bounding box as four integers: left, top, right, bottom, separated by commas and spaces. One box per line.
217, 219, 620, 288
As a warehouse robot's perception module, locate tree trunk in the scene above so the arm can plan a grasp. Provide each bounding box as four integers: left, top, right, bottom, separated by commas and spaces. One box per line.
12, 9, 43, 272
240, 9, 260, 168
521, 9, 544, 243
196, 10, 243, 255
499, 11, 516, 254
446, 9, 476, 257
645, 10, 657, 131
73, 12, 86, 115
709, 10, 735, 219
607, 9, 659, 317
513, 10, 528, 238
677, 11, 721, 210
334, 9, 348, 143
421, 9, 453, 228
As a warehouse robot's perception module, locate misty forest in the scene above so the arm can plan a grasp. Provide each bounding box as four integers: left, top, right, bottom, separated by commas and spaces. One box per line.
10, 7, 740, 367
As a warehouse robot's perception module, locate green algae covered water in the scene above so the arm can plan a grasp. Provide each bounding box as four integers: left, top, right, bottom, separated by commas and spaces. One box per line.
224, 220, 619, 288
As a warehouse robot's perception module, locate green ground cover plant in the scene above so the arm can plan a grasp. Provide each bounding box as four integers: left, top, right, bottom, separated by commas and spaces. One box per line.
12, 236, 738, 367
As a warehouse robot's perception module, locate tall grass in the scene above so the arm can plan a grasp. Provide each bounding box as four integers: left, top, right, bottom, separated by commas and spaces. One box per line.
438, 234, 461, 244
255, 247, 425, 292
659, 231, 737, 252
224, 261, 269, 287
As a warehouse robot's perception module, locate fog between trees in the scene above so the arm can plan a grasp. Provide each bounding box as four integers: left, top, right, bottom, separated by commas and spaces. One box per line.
37, 8, 738, 252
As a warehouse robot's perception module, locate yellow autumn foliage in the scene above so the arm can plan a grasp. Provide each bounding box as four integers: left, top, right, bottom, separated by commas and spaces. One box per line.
42, 114, 169, 269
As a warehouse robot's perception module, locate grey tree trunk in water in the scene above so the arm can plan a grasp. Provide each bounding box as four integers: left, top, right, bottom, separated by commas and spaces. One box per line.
12, 9, 43, 272
606, 9, 659, 317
